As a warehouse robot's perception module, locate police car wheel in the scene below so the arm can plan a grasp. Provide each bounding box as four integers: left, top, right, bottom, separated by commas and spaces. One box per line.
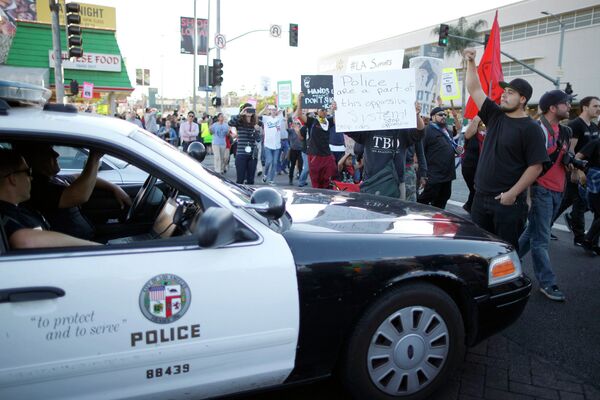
342, 282, 465, 400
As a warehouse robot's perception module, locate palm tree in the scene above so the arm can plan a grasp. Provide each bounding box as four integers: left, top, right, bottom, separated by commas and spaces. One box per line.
432, 17, 487, 106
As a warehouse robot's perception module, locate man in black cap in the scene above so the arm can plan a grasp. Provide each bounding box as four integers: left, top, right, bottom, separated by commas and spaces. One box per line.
463, 48, 549, 250
518, 90, 571, 301
418, 107, 460, 209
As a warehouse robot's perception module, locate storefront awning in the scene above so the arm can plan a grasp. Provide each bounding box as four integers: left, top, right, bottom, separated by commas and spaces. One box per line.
4, 21, 133, 92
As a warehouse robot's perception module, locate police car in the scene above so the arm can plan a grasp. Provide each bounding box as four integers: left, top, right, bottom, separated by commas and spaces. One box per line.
0, 81, 531, 400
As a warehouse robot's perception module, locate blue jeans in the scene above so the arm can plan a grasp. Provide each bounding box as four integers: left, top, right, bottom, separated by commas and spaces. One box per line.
264, 147, 281, 183
299, 152, 309, 186
518, 185, 563, 288
278, 140, 290, 173
235, 153, 258, 184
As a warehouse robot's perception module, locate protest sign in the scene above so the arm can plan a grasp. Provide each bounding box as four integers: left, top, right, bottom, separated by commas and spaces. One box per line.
301, 75, 334, 109
409, 56, 443, 117
82, 82, 94, 99
260, 76, 271, 97
333, 69, 417, 132
277, 81, 293, 107
440, 68, 460, 101
346, 49, 405, 73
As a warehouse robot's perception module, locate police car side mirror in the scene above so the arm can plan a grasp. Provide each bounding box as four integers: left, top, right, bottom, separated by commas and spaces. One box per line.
243, 187, 286, 220
187, 142, 207, 163
194, 207, 236, 248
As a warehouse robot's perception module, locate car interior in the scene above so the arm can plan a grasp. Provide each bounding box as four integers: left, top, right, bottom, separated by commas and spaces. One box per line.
0, 140, 258, 253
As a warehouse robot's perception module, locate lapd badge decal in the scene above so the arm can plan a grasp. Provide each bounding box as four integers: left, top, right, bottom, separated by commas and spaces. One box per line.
140, 274, 191, 324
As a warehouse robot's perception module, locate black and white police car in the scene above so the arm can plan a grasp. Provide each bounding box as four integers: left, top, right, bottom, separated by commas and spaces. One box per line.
0, 80, 531, 400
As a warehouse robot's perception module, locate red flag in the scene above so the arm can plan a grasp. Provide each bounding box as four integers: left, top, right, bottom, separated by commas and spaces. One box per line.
464, 11, 504, 119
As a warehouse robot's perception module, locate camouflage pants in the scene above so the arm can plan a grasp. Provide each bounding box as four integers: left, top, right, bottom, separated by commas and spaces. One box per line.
404, 164, 418, 202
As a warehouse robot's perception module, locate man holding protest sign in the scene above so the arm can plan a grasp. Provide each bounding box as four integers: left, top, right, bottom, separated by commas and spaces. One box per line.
295, 93, 338, 189
344, 102, 425, 198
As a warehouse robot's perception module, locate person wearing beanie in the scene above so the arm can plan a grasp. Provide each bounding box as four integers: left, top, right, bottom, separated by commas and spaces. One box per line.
463, 47, 548, 251
518, 90, 572, 302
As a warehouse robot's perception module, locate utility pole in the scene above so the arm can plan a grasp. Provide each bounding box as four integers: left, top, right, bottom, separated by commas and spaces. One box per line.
49, 0, 64, 103
541, 11, 565, 89
192, 0, 197, 114
216, 0, 221, 112
205, 0, 210, 115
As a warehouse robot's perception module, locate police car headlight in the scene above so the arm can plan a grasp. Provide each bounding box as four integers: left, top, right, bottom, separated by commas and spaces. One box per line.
488, 251, 522, 286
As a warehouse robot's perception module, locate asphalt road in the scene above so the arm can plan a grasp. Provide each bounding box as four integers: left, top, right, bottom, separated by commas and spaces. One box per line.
204, 155, 600, 399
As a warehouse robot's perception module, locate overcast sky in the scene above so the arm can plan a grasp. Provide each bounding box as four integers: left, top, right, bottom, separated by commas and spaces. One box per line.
86, 0, 520, 99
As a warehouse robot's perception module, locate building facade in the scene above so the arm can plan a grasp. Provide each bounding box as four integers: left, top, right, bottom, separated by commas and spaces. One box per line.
318, 0, 600, 107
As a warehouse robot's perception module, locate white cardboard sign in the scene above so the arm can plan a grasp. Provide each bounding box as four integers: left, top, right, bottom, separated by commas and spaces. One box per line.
82, 82, 94, 99
333, 69, 416, 132
346, 49, 405, 73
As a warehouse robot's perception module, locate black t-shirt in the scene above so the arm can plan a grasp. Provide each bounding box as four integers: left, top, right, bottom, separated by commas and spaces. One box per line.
475, 98, 549, 194
306, 116, 335, 156
345, 128, 424, 182
462, 133, 481, 170
0, 200, 49, 240
422, 124, 456, 184
568, 117, 599, 154
24, 174, 95, 240
579, 140, 600, 168
299, 125, 308, 153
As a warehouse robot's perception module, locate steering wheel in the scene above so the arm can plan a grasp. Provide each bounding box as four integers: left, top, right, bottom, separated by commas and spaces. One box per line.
125, 175, 158, 222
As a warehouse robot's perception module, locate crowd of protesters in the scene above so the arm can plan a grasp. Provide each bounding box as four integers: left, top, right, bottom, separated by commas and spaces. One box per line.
119, 47, 600, 303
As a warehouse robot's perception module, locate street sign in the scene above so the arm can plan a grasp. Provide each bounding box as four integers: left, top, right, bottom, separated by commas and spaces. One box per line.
270, 25, 282, 38
214, 33, 226, 49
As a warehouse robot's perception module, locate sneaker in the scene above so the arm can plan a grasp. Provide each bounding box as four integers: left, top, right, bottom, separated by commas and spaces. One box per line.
257, 171, 262, 177
288, 178, 293, 185
581, 240, 599, 256
564, 213, 573, 232
262, 176, 267, 183
574, 238, 585, 247
540, 285, 565, 302
550, 233, 558, 241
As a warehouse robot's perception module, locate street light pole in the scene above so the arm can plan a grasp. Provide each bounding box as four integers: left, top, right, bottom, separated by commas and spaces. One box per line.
193, 0, 197, 114
541, 11, 565, 90
49, 0, 65, 103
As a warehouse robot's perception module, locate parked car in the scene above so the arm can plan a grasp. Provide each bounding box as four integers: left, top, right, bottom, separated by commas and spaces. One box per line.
0, 80, 531, 400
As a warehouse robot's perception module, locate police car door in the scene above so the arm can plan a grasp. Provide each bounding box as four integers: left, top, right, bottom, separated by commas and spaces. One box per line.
0, 216, 299, 399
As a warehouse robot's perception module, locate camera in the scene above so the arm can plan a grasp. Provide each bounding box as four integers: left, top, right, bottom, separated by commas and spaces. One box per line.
562, 152, 588, 172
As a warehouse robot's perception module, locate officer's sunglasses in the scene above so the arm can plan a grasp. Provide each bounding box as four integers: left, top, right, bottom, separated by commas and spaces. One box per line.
2, 167, 32, 178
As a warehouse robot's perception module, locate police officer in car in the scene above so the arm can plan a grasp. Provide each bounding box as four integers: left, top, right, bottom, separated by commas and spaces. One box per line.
0, 149, 99, 249
18, 143, 131, 240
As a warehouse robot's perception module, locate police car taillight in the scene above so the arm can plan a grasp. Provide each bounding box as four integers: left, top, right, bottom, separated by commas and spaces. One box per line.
0, 80, 51, 105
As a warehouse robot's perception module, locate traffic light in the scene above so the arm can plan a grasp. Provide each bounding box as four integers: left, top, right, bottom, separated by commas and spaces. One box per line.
70, 80, 79, 96
289, 23, 298, 47
212, 59, 223, 86
66, 2, 83, 58
211, 97, 222, 107
438, 24, 449, 47
565, 82, 573, 95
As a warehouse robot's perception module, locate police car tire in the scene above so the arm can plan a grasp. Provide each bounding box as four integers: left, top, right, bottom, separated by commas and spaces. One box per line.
342, 282, 465, 400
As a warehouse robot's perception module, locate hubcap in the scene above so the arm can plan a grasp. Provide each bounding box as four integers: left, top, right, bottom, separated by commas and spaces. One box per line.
367, 306, 449, 396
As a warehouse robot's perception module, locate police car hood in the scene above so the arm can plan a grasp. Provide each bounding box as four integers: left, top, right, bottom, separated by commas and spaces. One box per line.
280, 188, 494, 240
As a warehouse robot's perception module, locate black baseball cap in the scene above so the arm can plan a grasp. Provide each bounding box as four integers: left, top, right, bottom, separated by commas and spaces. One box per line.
499, 78, 533, 102
539, 90, 571, 113
430, 106, 447, 117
